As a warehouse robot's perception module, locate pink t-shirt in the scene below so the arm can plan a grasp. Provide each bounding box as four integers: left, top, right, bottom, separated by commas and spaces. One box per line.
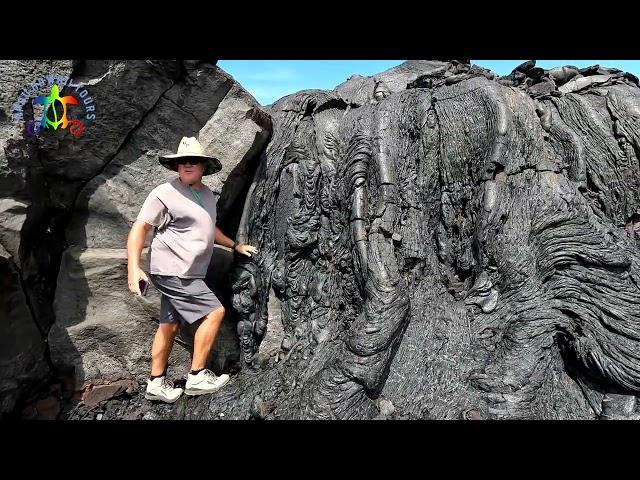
137, 178, 220, 278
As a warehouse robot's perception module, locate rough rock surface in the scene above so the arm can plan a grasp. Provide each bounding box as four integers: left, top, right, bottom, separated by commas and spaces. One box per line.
0, 60, 75, 415
0, 245, 49, 414
163, 60, 640, 420
48, 247, 194, 387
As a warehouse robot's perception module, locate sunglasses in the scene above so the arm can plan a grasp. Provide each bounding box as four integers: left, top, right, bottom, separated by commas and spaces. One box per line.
174, 158, 205, 165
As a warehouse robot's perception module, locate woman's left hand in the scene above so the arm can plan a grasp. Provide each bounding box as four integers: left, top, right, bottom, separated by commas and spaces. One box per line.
235, 243, 258, 257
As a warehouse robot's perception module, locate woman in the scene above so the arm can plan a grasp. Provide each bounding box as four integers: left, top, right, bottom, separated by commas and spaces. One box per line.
127, 136, 257, 403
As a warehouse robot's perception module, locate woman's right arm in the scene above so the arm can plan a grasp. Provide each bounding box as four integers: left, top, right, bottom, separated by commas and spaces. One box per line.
127, 220, 152, 295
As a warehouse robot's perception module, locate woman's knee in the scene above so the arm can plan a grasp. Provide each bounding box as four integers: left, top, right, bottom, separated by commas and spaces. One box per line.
208, 305, 225, 320
159, 321, 180, 335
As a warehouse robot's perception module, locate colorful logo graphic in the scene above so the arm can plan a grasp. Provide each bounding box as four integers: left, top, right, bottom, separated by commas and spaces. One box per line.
28, 84, 84, 138
11, 73, 97, 139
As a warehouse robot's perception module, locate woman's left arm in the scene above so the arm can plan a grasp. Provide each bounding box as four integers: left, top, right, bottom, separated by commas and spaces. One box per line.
214, 226, 258, 257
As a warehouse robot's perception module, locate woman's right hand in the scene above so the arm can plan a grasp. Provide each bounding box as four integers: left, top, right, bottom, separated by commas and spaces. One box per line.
128, 266, 149, 296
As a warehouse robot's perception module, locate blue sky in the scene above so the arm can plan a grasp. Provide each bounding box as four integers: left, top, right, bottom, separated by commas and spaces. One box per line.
218, 60, 640, 106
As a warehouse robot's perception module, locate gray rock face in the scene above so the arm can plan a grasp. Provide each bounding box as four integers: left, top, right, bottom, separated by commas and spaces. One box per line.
0, 247, 48, 415
49, 247, 190, 386
172, 60, 640, 420
0, 60, 270, 412
0, 60, 74, 415
199, 83, 272, 235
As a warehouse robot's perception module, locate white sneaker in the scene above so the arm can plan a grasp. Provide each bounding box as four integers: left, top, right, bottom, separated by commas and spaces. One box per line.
185, 369, 230, 396
144, 376, 184, 403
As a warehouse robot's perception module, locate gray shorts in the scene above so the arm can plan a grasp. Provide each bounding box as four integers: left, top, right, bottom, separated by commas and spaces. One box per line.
148, 274, 223, 325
